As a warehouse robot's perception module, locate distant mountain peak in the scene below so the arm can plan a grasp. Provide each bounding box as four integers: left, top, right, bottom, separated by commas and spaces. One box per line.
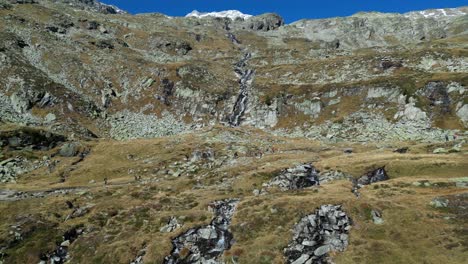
404, 7, 466, 19
186, 10, 253, 20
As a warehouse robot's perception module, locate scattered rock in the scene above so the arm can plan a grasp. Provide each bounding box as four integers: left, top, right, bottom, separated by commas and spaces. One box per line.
68, 204, 94, 219
393, 147, 409, 154
430, 197, 449, 208
451, 177, 468, 188
433, 148, 448, 154
160, 217, 183, 233
371, 209, 384, 225
343, 148, 353, 154
284, 204, 352, 264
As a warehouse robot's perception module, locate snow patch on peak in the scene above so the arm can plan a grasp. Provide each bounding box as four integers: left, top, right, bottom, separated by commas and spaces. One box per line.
404, 8, 466, 19
186, 10, 252, 20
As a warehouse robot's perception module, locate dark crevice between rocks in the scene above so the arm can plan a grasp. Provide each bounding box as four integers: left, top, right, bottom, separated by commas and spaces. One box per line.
164, 199, 239, 264
351, 167, 389, 197
39, 226, 84, 264
284, 205, 352, 264
228, 53, 254, 127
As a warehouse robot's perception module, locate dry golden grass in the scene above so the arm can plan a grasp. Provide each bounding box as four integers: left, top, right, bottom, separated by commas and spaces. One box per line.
1, 127, 467, 263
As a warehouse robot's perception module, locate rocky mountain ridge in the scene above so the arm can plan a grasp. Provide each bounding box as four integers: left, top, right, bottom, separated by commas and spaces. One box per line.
0, 0, 466, 142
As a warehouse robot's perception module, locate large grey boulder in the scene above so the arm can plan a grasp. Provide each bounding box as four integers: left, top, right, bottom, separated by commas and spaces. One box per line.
59, 142, 80, 157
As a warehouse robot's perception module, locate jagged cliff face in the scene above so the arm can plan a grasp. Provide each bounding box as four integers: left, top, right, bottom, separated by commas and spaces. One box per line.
0, 0, 467, 141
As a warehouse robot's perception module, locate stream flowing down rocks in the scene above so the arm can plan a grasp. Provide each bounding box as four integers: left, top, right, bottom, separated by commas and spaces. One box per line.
284, 205, 352, 264
228, 53, 254, 127
164, 199, 240, 264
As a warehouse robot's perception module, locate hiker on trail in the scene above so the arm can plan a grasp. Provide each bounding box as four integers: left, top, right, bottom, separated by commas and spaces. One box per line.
453, 133, 458, 140
104, 177, 108, 185
445, 134, 449, 142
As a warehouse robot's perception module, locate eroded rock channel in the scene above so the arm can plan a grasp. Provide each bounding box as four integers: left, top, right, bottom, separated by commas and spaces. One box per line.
228, 53, 254, 127
284, 205, 352, 264
164, 198, 239, 264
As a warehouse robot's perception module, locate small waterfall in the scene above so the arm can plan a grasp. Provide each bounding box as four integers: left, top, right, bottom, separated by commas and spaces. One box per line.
229, 53, 254, 127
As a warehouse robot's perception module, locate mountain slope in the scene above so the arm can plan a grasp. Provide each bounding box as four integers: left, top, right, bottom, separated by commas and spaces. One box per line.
0, 1, 467, 264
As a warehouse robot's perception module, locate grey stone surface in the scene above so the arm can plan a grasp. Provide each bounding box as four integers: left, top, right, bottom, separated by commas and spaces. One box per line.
284, 205, 352, 264
164, 199, 239, 264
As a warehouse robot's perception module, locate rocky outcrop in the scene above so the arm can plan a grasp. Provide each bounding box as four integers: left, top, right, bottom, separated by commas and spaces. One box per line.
284, 205, 352, 264
266, 164, 320, 191
243, 13, 284, 31
0, 128, 66, 151
0, 158, 24, 183
164, 199, 239, 264
352, 167, 389, 196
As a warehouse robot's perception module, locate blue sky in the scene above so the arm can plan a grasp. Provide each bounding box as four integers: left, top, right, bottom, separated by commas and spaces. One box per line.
103, 0, 468, 23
